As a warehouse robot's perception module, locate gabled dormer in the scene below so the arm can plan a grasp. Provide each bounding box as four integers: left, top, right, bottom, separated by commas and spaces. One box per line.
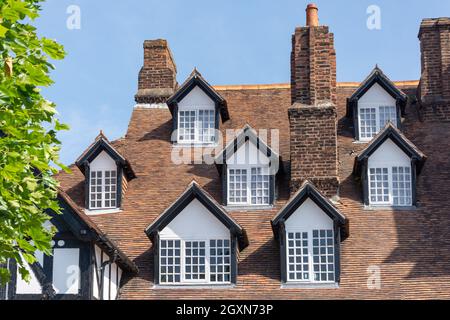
166, 69, 229, 145
75, 132, 135, 214
271, 181, 348, 286
353, 123, 426, 207
145, 181, 248, 286
346, 66, 408, 142
214, 125, 280, 208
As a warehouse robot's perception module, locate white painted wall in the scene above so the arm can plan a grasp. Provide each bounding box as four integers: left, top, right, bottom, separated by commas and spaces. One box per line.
110, 263, 118, 300
358, 83, 396, 106
92, 245, 101, 299
102, 252, 110, 300
93, 245, 122, 300
368, 138, 410, 168
178, 86, 215, 110
15, 254, 42, 294
160, 198, 230, 240
285, 198, 333, 231
226, 139, 271, 167
90, 150, 116, 171
52, 248, 80, 294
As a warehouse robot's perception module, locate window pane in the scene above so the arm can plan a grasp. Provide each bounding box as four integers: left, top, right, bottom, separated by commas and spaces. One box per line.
160, 240, 181, 283
228, 169, 248, 203
392, 166, 412, 206
185, 241, 206, 281
312, 229, 335, 282
360, 107, 377, 139
210, 239, 231, 283
198, 109, 215, 143
287, 232, 309, 281
379, 106, 397, 130
104, 170, 117, 208
369, 167, 390, 204
178, 110, 196, 142
90, 171, 102, 209
251, 167, 270, 205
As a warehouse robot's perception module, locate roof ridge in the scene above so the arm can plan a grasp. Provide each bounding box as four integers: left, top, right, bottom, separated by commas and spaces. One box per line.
212, 81, 419, 91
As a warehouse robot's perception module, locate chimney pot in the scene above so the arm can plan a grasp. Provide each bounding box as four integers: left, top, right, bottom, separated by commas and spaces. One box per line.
306, 3, 319, 27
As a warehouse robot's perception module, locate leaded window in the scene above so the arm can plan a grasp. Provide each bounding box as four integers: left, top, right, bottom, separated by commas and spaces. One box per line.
228, 167, 270, 206
177, 109, 216, 144
359, 105, 397, 140
368, 166, 413, 206
89, 169, 118, 209
159, 238, 231, 285
286, 229, 336, 283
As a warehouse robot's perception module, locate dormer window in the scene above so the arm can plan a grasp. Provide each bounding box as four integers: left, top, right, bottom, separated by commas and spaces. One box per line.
167, 69, 229, 145
346, 66, 407, 142
214, 125, 281, 208
271, 182, 348, 287
354, 124, 426, 207
145, 182, 248, 286
75, 132, 135, 214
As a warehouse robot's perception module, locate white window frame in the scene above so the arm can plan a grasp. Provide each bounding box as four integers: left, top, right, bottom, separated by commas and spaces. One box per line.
159, 238, 232, 285
89, 169, 118, 210
285, 228, 336, 284
177, 106, 216, 144
358, 104, 397, 141
227, 165, 270, 206
367, 165, 413, 207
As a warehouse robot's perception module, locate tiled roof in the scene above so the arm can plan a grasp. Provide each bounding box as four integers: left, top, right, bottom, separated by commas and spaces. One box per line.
55, 80, 450, 299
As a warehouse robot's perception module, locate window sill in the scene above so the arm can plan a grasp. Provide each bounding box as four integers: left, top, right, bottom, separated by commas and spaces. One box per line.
225, 205, 274, 211
84, 208, 122, 215
353, 140, 370, 144
363, 205, 417, 211
281, 282, 339, 289
172, 143, 218, 148
153, 284, 235, 290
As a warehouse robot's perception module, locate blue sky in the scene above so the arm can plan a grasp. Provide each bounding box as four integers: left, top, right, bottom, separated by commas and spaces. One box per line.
34, 0, 450, 164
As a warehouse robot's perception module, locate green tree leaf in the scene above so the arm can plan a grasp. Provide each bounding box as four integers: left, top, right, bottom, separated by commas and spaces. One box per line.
0, 0, 67, 286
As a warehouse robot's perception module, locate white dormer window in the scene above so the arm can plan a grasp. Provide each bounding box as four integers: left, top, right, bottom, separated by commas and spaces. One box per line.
178, 108, 215, 143
367, 139, 413, 207
176, 86, 217, 144
347, 67, 407, 142
89, 151, 118, 210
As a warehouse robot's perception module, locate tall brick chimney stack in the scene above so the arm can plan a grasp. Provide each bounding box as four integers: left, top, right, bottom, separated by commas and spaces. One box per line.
418, 18, 450, 113
288, 4, 339, 198
135, 39, 178, 104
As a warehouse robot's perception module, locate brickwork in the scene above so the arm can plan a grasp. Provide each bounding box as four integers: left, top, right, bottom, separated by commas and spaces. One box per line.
418, 18, 450, 106
288, 105, 338, 197
135, 39, 177, 103
289, 23, 338, 196
290, 26, 337, 106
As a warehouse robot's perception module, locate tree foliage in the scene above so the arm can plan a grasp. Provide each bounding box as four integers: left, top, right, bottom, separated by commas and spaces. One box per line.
0, 0, 68, 285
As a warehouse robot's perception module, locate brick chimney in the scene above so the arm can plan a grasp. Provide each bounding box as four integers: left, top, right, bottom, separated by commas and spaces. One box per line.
418, 18, 450, 110
288, 4, 339, 198
135, 39, 178, 104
